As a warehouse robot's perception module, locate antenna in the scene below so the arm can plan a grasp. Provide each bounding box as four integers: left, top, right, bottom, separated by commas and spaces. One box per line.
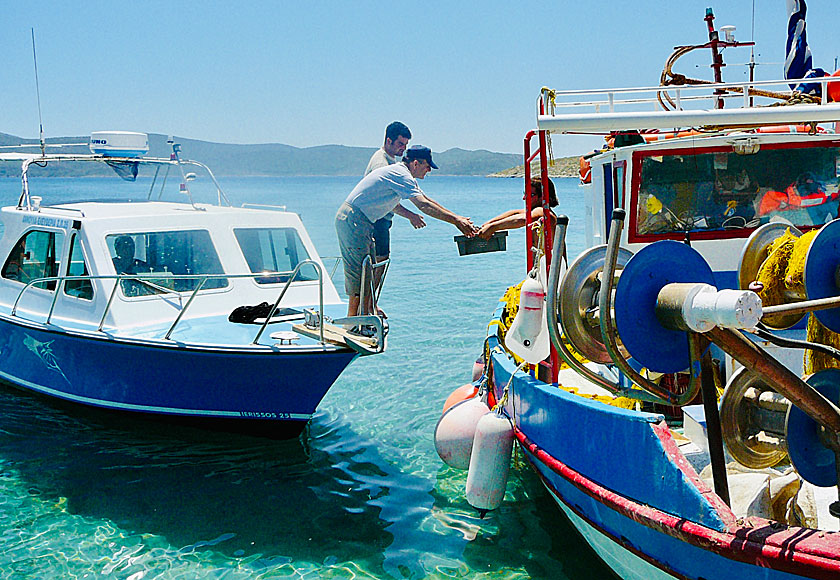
749, 0, 756, 106
31, 28, 45, 156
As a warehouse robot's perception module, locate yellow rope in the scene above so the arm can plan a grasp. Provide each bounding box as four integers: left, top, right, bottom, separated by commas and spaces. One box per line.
495, 280, 635, 409
755, 229, 798, 309
785, 230, 819, 294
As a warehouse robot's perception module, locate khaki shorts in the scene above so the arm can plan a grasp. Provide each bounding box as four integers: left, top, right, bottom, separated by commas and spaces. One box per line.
335, 202, 374, 295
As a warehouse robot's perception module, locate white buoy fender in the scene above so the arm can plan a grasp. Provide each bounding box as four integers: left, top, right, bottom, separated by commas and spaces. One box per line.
465, 411, 514, 513
504, 275, 550, 364
434, 397, 490, 470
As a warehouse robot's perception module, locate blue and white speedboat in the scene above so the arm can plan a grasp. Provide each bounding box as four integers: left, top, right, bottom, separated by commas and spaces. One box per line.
0, 133, 385, 437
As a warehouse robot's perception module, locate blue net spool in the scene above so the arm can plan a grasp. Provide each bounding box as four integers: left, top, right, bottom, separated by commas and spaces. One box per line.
785, 368, 840, 487
805, 219, 840, 333
614, 240, 715, 374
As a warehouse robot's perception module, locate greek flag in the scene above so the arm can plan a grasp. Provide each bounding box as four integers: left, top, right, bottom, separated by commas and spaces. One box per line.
785, 0, 826, 94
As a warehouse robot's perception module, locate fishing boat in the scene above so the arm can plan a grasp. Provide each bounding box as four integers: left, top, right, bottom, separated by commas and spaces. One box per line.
0, 132, 386, 438
437, 9, 840, 579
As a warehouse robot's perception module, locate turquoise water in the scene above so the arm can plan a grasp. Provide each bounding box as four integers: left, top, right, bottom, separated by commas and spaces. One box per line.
0, 173, 611, 579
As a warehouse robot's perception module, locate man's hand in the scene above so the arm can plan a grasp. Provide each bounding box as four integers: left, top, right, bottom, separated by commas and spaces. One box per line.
408, 212, 426, 229
455, 216, 478, 237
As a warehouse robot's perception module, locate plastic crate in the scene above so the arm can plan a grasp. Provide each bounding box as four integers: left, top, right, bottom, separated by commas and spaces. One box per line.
454, 231, 508, 256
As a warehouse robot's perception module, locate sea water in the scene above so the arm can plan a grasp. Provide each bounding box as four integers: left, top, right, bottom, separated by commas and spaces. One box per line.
0, 174, 612, 579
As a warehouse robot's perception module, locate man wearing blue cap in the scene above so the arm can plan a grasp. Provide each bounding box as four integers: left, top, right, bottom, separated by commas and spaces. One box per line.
336, 145, 477, 318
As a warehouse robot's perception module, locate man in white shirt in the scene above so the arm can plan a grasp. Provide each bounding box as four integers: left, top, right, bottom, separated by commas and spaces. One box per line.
336, 145, 477, 318
365, 122, 427, 264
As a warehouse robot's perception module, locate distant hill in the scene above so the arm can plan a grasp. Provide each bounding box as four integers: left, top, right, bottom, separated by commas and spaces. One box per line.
489, 155, 581, 178
0, 132, 521, 177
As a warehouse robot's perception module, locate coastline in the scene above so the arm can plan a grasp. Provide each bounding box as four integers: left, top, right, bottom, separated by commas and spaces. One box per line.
488, 155, 580, 178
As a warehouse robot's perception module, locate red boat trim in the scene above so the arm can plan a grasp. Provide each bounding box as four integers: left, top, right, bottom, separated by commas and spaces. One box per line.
651, 420, 736, 525
515, 426, 840, 578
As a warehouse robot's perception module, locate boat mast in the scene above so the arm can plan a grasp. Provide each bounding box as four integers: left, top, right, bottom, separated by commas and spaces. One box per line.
705, 8, 726, 109
30, 29, 46, 156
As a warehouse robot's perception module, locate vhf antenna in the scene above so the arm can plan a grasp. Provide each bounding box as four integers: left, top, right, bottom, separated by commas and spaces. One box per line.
31, 28, 45, 156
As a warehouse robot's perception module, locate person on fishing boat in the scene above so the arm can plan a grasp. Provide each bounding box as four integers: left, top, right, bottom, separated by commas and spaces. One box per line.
758, 171, 837, 216
476, 179, 557, 240
337, 145, 477, 318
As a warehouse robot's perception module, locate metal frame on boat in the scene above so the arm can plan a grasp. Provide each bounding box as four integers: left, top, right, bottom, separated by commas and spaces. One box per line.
467, 9, 840, 579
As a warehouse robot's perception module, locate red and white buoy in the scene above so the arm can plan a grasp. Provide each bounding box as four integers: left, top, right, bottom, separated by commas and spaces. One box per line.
442, 383, 479, 414
465, 409, 514, 516
434, 395, 489, 470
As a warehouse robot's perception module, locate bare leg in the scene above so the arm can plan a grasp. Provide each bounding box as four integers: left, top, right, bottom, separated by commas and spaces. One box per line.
373, 254, 388, 316
347, 295, 360, 317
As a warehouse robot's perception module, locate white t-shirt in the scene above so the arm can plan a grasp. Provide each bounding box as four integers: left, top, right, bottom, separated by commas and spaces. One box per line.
364, 147, 395, 176
345, 163, 423, 223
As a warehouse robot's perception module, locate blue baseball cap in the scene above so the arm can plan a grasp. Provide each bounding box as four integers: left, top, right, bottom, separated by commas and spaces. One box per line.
404, 145, 438, 169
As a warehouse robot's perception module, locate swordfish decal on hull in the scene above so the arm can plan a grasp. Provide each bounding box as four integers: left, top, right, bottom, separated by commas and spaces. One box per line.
23, 334, 70, 386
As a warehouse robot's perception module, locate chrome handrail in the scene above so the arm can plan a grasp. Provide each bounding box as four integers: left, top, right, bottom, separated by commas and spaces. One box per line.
359, 256, 389, 317
11, 266, 328, 346
252, 260, 323, 345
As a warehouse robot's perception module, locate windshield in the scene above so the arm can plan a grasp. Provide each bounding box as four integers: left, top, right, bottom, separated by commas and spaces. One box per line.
634, 143, 840, 239
234, 227, 317, 284
106, 230, 227, 297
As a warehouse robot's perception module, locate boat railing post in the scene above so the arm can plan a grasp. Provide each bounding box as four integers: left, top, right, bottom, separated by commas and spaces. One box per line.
45, 276, 63, 324
98, 278, 122, 332
523, 131, 536, 271
357, 255, 387, 317
252, 260, 322, 345
164, 276, 209, 340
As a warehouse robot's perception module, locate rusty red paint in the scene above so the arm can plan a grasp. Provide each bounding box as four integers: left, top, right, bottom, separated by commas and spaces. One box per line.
515, 426, 840, 578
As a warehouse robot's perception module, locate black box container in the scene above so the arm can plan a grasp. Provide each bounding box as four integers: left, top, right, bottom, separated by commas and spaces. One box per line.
454, 231, 508, 256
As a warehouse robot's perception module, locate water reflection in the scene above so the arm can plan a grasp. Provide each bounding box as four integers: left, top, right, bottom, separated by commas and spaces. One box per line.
0, 385, 403, 573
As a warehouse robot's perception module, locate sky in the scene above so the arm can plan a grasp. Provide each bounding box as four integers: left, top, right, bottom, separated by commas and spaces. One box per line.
2, 1, 839, 156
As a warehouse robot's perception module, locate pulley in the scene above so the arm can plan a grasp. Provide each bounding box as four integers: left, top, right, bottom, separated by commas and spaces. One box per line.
559, 245, 633, 363
737, 222, 803, 330
720, 367, 789, 469
785, 368, 840, 487
613, 240, 715, 374
804, 219, 840, 334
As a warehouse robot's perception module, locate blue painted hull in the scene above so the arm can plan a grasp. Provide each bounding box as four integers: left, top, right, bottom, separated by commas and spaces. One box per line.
487, 304, 840, 579
0, 316, 356, 437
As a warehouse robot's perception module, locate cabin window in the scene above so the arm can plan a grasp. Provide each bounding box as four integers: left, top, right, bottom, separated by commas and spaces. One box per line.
1, 229, 65, 290
234, 228, 317, 284
64, 234, 93, 300
633, 144, 840, 239
105, 230, 228, 297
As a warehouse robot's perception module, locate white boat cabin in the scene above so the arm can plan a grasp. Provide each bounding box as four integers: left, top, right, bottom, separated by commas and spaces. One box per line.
0, 152, 343, 341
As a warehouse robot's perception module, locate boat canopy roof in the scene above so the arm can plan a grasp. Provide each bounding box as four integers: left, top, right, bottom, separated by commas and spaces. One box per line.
537, 77, 840, 134
0, 152, 231, 210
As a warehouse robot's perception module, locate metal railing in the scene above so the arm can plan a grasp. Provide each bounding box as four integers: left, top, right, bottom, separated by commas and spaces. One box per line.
10, 262, 328, 347
358, 255, 390, 317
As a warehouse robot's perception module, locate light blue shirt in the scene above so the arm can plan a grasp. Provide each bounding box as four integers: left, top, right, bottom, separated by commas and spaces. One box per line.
345, 163, 424, 222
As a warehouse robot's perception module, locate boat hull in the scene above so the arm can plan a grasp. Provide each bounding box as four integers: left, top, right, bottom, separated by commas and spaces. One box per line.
487, 327, 840, 579
0, 317, 356, 437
